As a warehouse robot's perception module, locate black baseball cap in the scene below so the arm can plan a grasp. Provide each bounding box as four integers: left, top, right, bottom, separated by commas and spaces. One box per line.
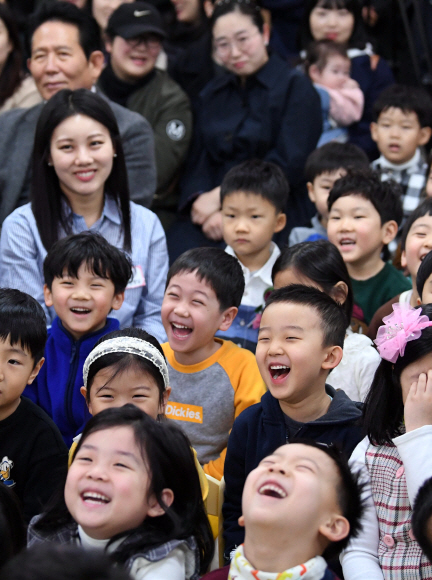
106, 2, 166, 39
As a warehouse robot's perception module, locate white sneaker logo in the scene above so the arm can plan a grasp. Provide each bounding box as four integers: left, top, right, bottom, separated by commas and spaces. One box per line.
134, 10, 151, 17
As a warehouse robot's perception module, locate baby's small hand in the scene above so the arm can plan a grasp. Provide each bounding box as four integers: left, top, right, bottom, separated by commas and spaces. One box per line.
341, 78, 360, 90
404, 370, 432, 432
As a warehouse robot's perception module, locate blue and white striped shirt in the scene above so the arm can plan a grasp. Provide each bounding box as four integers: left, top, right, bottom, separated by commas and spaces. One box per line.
0, 197, 168, 342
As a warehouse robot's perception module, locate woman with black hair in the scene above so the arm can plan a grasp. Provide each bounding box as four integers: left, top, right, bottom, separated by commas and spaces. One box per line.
0, 4, 41, 113
168, 0, 322, 260
299, 0, 394, 159
0, 88, 168, 341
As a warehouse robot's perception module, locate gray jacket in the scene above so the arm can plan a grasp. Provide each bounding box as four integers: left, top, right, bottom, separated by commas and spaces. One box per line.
0, 94, 156, 225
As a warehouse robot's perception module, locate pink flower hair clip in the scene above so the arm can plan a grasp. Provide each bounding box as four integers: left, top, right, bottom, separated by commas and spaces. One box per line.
374, 303, 432, 363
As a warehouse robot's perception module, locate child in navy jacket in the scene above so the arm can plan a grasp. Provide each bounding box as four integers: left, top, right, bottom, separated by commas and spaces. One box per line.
222, 286, 363, 560
24, 232, 132, 445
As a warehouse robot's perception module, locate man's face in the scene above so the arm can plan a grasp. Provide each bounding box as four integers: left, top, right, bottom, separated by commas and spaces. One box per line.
28, 21, 104, 100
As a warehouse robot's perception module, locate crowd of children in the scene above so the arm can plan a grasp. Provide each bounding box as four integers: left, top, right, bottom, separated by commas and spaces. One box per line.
3, 2, 432, 578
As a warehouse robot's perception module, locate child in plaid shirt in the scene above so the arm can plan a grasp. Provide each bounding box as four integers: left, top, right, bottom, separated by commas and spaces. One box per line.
371, 85, 432, 218
342, 303, 432, 580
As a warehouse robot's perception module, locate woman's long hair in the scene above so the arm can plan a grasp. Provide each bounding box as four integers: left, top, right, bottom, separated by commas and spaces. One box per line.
31, 89, 131, 252
0, 5, 24, 107
298, 0, 368, 52
32, 406, 214, 574
363, 303, 432, 445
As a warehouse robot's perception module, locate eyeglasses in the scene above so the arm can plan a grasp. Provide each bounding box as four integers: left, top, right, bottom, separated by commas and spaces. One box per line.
214, 29, 260, 56
125, 35, 161, 49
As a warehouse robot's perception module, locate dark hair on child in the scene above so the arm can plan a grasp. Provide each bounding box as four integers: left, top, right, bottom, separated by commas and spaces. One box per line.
416, 251, 432, 300
2, 544, 133, 580
0, 484, 26, 565
363, 303, 432, 445
327, 169, 404, 226
0, 288, 47, 364
211, 0, 264, 32
264, 284, 346, 348
372, 84, 432, 128
85, 328, 167, 410
43, 232, 132, 294
299, 0, 367, 51
272, 240, 353, 327
166, 248, 245, 310
412, 477, 432, 563
304, 142, 369, 183
400, 198, 432, 251
28, 1, 102, 59
32, 405, 214, 574
32, 89, 131, 252
220, 159, 289, 214
304, 39, 349, 75
289, 440, 365, 559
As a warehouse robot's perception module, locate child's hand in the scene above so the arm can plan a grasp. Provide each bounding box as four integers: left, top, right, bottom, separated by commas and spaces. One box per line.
404, 370, 432, 432
342, 78, 360, 90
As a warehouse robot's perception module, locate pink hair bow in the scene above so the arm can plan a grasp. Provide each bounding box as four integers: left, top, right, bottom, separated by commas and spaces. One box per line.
374, 303, 432, 363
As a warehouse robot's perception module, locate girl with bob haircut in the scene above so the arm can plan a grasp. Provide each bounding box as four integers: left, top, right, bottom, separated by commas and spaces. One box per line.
28, 405, 214, 579
0, 88, 168, 341
272, 240, 380, 402
298, 0, 394, 158
342, 303, 432, 579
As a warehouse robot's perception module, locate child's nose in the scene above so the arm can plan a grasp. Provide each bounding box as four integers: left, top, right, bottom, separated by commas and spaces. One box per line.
86, 464, 108, 481
71, 287, 91, 300
235, 218, 249, 231
173, 301, 189, 317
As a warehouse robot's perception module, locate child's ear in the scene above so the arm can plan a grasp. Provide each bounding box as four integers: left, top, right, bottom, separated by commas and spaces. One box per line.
43, 284, 53, 308
308, 64, 321, 84
370, 122, 378, 143
319, 514, 350, 544
160, 386, 171, 414
382, 220, 398, 245
419, 126, 432, 146
218, 306, 238, 331
27, 357, 44, 384
307, 182, 316, 204
111, 291, 125, 312
401, 249, 407, 269
238, 515, 245, 528
147, 488, 174, 518
417, 296, 422, 306
274, 212, 287, 234
329, 281, 348, 306
80, 386, 93, 414
322, 345, 343, 370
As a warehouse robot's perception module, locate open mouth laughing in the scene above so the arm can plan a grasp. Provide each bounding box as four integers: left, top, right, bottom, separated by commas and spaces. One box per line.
171, 322, 193, 339
269, 364, 290, 382
81, 491, 110, 505
258, 482, 287, 499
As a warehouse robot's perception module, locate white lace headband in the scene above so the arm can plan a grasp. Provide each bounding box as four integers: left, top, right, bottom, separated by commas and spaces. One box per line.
83, 337, 169, 389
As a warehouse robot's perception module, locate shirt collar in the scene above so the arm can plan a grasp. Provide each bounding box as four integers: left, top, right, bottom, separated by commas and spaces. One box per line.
376, 148, 421, 172
61, 195, 122, 227
225, 242, 280, 286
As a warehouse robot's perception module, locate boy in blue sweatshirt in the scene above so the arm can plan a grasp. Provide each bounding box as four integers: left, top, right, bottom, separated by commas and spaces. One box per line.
24, 232, 132, 445
222, 285, 363, 560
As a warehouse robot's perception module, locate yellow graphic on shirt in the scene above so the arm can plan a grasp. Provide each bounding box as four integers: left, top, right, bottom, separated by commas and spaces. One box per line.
0, 456, 15, 487
166, 402, 203, 423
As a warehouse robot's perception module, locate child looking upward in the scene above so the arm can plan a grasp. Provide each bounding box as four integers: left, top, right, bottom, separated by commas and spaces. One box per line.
305, 40, 364, 147
327, 170, 411, 327
161, 248, 265, 479
205, 442, 364, 580
289, 142, 369, 247
0, 288, 67, 522
222, 285, 363, 559
24, 232, 132, 446
219, 159, 288, 350
371, 84, 432, 218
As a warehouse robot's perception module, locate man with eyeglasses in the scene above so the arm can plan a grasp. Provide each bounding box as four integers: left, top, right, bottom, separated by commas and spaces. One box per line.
99, 1, 192, 231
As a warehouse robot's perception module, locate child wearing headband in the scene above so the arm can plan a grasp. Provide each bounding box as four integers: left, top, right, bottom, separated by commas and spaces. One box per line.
73, 327, 208, 500
341, 303, 432, 579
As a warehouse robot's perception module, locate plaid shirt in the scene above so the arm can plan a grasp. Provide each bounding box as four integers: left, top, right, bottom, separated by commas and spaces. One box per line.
371, 152, 427, 218
365, 441, 432, 579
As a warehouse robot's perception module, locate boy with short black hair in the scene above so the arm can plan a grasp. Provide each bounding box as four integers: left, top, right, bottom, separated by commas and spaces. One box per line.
24, 232, 133, 446
161, 247, 266, 480
0, 288, 68, 522
220, 159, 288, 350
371, 84, 432, 217
222, 284, 363, 559
327, 170, 411, 326
289, 142, 369, 247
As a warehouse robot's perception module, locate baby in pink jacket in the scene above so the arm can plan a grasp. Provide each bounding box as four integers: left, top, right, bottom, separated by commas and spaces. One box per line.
306, 40, 364, 146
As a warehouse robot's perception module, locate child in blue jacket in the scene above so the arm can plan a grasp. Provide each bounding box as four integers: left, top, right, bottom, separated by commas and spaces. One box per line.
23, 232, 132, 445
